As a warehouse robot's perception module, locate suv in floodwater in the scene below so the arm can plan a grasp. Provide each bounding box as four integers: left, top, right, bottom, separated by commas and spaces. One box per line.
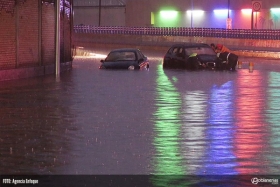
163, 43, 227, 70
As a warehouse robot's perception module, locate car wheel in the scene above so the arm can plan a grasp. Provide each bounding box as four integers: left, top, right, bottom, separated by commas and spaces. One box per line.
128, 65, 135, 70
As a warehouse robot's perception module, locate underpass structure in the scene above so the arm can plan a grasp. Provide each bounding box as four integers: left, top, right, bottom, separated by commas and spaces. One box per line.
73, 26, 280, 59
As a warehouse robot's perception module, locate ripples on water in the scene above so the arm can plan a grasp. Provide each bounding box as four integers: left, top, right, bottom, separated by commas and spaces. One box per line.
152, 64, 280, 186
1, 56, 280, 186
0, 76, 79, 174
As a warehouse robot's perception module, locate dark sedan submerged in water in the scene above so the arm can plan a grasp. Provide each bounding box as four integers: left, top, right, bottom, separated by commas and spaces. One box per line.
99, 48, 149, 70
163, 43, 235, 70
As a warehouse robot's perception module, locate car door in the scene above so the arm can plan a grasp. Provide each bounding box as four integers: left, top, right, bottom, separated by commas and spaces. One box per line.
163, 47, 174, 68
175, 47, 186, 68
169, 47, 180, 68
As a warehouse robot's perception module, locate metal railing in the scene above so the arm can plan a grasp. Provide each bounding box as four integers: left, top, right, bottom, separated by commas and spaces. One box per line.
74, 25, 280, 40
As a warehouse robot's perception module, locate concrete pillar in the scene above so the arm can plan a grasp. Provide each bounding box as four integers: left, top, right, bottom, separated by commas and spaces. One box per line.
56, 0, 61, 76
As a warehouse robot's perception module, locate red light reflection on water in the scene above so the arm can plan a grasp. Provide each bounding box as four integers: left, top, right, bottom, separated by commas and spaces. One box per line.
234, 70, 267, 174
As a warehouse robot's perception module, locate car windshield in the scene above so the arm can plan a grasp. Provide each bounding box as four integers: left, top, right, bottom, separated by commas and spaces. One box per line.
105, 51, 136, 61
185, 47, 216, 56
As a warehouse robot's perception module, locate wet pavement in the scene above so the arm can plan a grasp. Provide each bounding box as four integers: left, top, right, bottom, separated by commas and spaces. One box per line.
1, 49, 280, 186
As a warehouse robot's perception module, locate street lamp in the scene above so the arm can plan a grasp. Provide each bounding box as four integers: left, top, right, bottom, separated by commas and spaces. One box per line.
99, 0, 101, 26
226, 0, 232, 29
56, 0, 60, 76
228, 0, 230, 19
191, 0, 193, 28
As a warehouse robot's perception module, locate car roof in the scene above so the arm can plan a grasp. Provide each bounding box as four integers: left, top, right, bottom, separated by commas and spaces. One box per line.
110, 48, 140, 52
170, 43, 210, 48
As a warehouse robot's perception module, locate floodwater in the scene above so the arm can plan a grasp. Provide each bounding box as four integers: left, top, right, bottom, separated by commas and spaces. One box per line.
1, 49, 280, 186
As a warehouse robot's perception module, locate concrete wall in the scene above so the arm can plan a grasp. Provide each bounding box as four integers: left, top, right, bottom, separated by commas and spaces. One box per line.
140, 0, 280, 11
0, 0, 73, 81
73, 0, 280, 28
74, 7, 125, 26
125, 0, 280, 29
0, 62, 72, 81
42, 1, 56, 65
18, 0, 39, 67
74, 0, 280, 29
0, 1, 16, 69
125, 0, 151, 27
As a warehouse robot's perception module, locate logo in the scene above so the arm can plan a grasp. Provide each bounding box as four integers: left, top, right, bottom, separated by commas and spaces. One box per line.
251, 177, 279, 185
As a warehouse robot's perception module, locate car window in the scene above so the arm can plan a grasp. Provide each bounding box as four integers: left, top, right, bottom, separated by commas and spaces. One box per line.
185, 47, 216, 56
171, 47, 180, 56
171, 47, 178, 55
167, 47, 173, 54
106, 51, 136, 61
177, 47, 184, 56
171, 47, 184, 57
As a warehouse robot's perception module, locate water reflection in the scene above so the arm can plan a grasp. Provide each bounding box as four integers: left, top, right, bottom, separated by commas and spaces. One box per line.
152, 66, 241, 186
0, 76, 77, 174
151, 65, 280, 186
182, 90, 207, 174
151, 65, 189, 187
267, 72, 280, 173
197, 81, 238, 175
1, 56, 280, 184
234, 70, 268, 174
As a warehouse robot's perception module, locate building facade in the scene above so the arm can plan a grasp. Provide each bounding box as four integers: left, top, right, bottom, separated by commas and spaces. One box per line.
74, 0, 280, 29
73, 0, 126, 26
0, 0, 73, 80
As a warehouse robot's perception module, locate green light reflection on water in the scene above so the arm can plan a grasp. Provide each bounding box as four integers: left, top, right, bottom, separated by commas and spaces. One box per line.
151, 66, 190, 187
267, 72, 280, 172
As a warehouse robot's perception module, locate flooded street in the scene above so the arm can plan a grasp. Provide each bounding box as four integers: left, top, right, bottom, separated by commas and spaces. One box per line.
1, 49, 280, 186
